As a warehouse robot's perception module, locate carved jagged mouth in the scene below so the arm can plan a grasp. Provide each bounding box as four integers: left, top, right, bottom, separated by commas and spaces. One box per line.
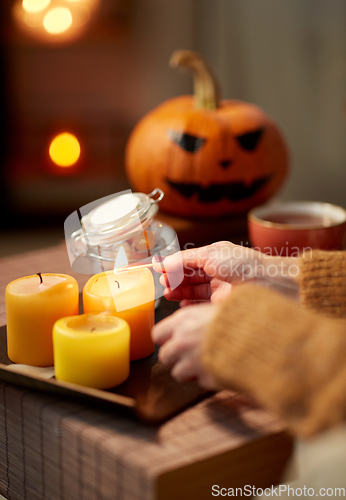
166, 175, 271, 203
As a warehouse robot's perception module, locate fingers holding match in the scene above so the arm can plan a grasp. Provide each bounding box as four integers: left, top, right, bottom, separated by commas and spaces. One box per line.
158, 270, 210, 289
152, 246, 211, 275
163, 283, 211, 302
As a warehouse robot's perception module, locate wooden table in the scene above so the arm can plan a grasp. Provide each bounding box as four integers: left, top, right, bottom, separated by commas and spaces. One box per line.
0, 244, 293, 500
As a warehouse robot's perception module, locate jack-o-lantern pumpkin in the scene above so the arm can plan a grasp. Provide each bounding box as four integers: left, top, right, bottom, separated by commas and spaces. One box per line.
125, 50, 289, 218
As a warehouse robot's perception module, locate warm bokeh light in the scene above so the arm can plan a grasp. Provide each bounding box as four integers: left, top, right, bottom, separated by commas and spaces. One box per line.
70, 4, 90, 28
43, 7, 73, 34
13, 0, 100, 43
22, 0, 51, 14
49, 133, 81, 167
22, 11, 45, 28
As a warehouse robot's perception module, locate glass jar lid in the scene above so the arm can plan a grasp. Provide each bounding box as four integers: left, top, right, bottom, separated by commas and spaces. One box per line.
79, 188, 164, 246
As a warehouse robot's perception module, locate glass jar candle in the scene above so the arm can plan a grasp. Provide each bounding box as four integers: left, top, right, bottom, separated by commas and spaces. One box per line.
65, 189, 181, 303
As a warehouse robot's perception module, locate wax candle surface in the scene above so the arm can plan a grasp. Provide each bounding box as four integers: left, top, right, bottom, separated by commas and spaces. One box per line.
83, 268, 155, 361
6, 274, 79, 366
53, 313, 130, 389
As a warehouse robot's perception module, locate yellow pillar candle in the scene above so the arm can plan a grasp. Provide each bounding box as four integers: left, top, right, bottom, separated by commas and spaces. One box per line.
5, 274, 79, 366
83, 268, 155, 361
53, 313, 130, 389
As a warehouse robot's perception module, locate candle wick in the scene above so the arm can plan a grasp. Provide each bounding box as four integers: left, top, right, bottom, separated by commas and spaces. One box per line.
114, 280, 120, 288
37, 273, 43, 284
91, 327, 96, 332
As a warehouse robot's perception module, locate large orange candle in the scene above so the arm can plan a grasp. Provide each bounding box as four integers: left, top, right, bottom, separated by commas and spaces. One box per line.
83, 268, 155, 361
5, 274, 79, 366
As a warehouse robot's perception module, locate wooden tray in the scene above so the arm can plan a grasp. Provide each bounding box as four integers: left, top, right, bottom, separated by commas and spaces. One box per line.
0, 299, 210, 424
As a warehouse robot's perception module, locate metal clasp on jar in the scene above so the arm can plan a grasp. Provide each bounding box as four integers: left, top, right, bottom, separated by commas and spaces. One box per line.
148, 188, 164, 203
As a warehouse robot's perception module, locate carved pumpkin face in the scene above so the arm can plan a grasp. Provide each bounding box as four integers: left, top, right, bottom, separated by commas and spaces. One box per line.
125, 52, 289, 218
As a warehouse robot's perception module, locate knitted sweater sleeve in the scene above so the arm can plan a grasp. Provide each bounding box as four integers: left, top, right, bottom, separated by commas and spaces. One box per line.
298, 250, 346, 316
202, 250, 346, 437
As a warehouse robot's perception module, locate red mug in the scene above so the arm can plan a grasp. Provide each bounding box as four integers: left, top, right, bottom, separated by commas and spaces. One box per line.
248, 201, 346, 256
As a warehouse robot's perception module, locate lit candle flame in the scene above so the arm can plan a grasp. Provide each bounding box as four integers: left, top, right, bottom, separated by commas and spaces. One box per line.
113, 246, 129, 271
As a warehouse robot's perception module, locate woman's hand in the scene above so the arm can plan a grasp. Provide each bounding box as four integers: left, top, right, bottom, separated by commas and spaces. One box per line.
152, 302, 219, 389
153, 241, 300, 304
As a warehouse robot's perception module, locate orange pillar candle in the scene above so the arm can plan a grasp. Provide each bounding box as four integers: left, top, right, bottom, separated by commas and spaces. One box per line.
5, 274, 79, 366
83, 268, 155, 361
53, 313, 130, 389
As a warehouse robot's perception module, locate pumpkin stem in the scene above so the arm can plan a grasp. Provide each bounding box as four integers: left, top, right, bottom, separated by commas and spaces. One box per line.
170, 50, 220, 110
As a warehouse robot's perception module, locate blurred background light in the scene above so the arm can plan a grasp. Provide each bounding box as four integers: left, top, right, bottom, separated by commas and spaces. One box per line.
49, 133, 81, 167
43, 7, 72, 34
4, 0, 346, 241
12, 0, 100, 43
22, 10, 45, 28
69, 4, 90, 27
22, 0, 51, 14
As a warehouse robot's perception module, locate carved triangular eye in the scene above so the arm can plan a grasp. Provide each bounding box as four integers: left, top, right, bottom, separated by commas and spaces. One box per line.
168, 130, 206, 153
236, 128, 264, 151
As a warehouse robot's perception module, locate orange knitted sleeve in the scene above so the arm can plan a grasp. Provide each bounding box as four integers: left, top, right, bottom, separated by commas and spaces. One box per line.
202, 284, 346, 437
299, 250, 346, 317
